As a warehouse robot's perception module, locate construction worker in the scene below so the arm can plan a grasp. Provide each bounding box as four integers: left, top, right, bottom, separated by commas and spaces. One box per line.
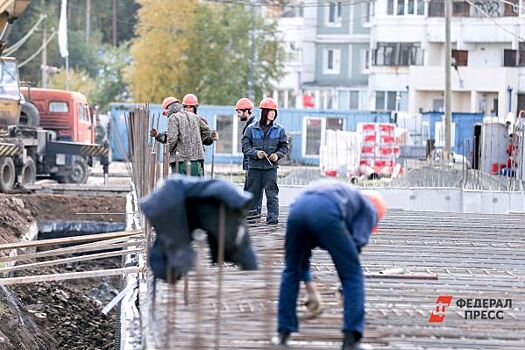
274, 180, 386, 350
182, 93, 215, 171
241, 97, 288, 225
150, 96, 218, 176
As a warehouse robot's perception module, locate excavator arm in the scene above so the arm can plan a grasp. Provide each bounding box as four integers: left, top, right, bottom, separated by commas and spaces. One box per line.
0, 0, 31, 27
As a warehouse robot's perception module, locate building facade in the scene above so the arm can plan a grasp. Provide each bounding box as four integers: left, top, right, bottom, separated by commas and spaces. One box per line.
271, 0, 525, 120
370, 0, 525, 120
270, 1, 373, 111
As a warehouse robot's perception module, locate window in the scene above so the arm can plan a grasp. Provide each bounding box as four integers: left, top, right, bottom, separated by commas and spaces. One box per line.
78, 103, 90, 122
305, 118, 322, 156
327, 118, 344, 131
428, 0, 444, 17
503, 0, 518, 16
324, 49, 341, 74
327, 1, 342, 24
504, 49, 517, 67
0, 60, 20, 99
282, 1, 304, 17
433, 99, 444, 112
387, 0, 394, 14
364, 1, 374, 23
452, 1, 470, 16
374, 43, 423, 66
362, 49, 371, 72
375, 91, 398, 111
397, 0, 405, 15
216, 115, 233, 154
407, 0, 415, 14
417, 0, 425, 14
519, 42, 525, 66
49, 101, 69, 113
349, 91, 360, 110
452, 49, 468, 66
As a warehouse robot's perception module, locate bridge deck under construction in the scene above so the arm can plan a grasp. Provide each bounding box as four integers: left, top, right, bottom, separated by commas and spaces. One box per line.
134, 209, 525, 349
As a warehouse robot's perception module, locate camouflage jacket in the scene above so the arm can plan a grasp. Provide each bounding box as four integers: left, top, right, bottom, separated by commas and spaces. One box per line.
155, 103, 212, 163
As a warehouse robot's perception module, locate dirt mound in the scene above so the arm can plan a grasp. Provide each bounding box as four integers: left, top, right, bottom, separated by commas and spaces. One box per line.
0, 196, 34, 245
0, 285, 55, 350
10, 259, 122, 350
19, 194, 126, 223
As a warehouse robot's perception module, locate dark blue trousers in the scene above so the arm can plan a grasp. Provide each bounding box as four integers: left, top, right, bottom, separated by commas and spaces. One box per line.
246, 168, 279, 223
277, 193, 365, 334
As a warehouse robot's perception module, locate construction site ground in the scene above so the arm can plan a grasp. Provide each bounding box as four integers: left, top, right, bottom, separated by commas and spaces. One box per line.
0, 191, 127, 349
141, 208, 525, 349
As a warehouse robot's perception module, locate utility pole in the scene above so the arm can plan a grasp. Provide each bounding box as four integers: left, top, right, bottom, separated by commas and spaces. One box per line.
112, 0, 117, 46
85, 0, 91, 41
41, 0, 47, 88
444, 0, 452, 161
247, 0, 256, 101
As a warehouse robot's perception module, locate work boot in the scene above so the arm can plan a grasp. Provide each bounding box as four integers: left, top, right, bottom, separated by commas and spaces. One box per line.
299, 290, 324, 320
271, 332, 290, 347
342, 332, 372, 350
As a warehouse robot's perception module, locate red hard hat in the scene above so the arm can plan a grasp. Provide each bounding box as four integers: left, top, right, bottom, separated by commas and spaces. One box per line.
161, 96, 178, 110
259, 97, 278, 110
235, 98, 254, 110
182, 94, 199, 106
361, 190, 387, 233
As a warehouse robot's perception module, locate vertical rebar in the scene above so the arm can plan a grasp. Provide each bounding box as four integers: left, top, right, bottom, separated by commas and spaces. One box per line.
214, 205, 226, 350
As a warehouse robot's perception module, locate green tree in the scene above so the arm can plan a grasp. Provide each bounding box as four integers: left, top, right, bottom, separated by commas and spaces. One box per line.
126, 0, 286, 105
182, 3, 286, 105
125, 0, 197, 102
92, 44, 132, 111
49, 68, 97, 100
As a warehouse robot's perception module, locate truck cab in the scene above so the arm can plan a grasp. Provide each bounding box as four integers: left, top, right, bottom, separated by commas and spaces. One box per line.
0, 57, 22, 129
21, 88, 94, 143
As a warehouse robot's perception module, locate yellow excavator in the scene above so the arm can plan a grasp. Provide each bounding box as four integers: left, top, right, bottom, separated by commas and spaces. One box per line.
0, 0, 30, 29
0, 0, 31, 127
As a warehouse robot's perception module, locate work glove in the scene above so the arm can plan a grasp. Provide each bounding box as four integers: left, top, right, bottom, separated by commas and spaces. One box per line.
150, 128, 159, 137
299, 289, 324, 320
269, 153, 278, 162
257, 151, 266, 159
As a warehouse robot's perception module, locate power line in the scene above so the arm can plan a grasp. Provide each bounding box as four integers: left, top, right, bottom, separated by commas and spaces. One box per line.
18, 31, 57, 68
4, 15, 47, 56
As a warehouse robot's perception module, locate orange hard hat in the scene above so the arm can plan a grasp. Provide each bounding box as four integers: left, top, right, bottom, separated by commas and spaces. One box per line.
259, 97, 278, 110
235, 97, 254, 110
361, 190, 387, 233
182, 94, 199, 106
161, 96, 178, 110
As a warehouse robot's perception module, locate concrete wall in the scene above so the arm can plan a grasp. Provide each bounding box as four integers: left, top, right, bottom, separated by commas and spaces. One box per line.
273, 186, 525, 214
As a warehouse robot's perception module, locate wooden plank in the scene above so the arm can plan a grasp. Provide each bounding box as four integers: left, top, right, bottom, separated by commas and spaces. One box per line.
0, 230, 142, 251
0, 267, 141, 285
0, 248, 143, 274
0, 237, 142, 263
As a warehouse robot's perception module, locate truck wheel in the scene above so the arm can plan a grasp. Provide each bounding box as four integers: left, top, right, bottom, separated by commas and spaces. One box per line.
19, 101, 40, 128
20, 157, 37, 185
67, 157, 90, 184
0, 157, 15, 193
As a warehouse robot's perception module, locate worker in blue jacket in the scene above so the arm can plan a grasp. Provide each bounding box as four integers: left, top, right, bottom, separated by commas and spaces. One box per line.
274, 180, 386, 350
241, 97, 288, 225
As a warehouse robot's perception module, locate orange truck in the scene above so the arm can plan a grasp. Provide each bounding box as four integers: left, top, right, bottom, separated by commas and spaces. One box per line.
0, 1, 109, 192
21, 88, 95, 144
0, 60, 110, 192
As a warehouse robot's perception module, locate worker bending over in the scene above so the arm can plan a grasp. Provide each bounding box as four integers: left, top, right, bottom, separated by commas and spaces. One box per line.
275, 179, 386, 350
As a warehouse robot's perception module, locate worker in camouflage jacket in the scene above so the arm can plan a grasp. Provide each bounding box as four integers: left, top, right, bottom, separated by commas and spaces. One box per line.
150, 97, 218, 176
